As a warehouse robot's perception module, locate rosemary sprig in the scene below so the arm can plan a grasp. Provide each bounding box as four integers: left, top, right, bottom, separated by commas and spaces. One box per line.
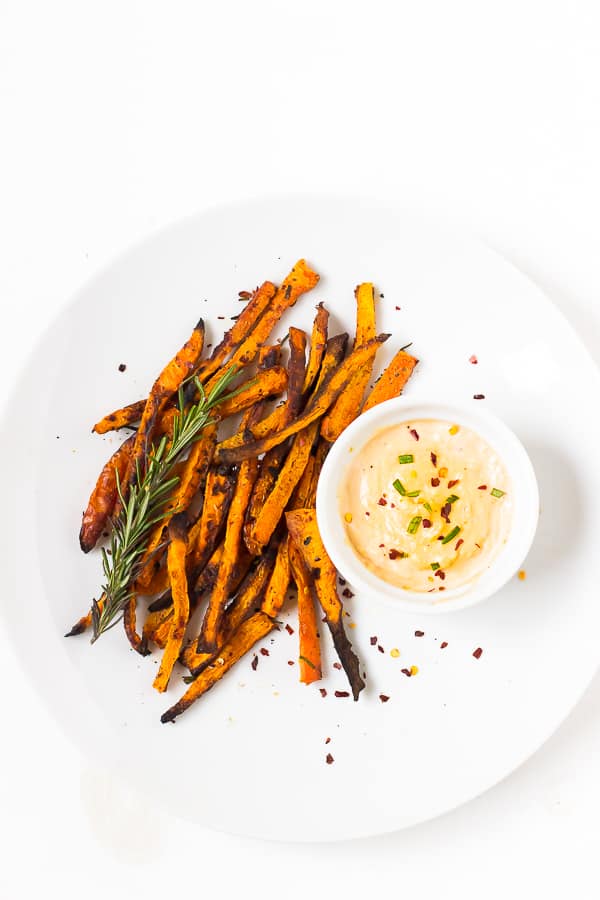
91, 367, 242, 642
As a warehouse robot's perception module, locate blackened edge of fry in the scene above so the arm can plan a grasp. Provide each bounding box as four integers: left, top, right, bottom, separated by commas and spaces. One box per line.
147, 590, 173, 613
327, 618, 366, 701
168, 512, 189, 543
64, 616, 88, 637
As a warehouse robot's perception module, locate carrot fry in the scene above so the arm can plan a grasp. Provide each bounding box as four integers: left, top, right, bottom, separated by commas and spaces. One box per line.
124, 318, 205, 491
289, 542, 322, 683
92, 399, 146, 434
261, 536, 291, 618
136, 425, 217, 590
123, 595, 150, 656
161, 612, 276, 723
64, 593, 105, 637
203, 260, 319, 393
79, 435, 134, 552
197, 281, 277, 384
196, 455, 259, 653
216, 335, 390, 465
153, 516, 191, 692
180, 544, 277, 675
362, 348, 418, 413
246, 420, 319, 552
321, 283, 377, 442
243, 327, 306, 554
286, 509, 364, 700
302, 303, 329, 394
185, 464, 235, 580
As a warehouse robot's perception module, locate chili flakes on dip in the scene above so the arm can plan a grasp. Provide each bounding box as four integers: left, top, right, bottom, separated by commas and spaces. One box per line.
339, 419, 512, 594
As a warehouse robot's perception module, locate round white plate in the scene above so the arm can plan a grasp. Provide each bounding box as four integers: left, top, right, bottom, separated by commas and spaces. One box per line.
2, 195, 599, 842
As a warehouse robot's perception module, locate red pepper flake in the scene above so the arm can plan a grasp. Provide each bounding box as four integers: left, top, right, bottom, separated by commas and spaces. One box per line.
338, 577, 346, 585
438, 586, 446, 591
251, 656, 258, 670
378, 543, 385, 548
473, 647, 483, 659
415, 630, 425, 637
319, 688, 327, 697
440, 641, 448, 649
379, 694, 390, 703
410, 428, 420, 441
437, 535, 444, 541
469, 354, 478, 364
431, 477, 440, 487
448, 479, 460, 489
390, 503, 396, 509
342, 587, 354, 598
441, 503, 451, 523
326, 753, 334, 764
478, 485, 487, 490
333, 662, 342, 670
455, 538, 464, 550
217, 315, 225, 319
325, 737, 331, 744
388, 548, 402, 560
430, 451, 438, 466
434, 569, 446, 580
475, 542, 481, 549
370, 636, 377, 645
335, 690, 350, 698
285, 623, 294, 634
401, 668, 412, 677
473, 394, 485, 400
395, 305, 401, 310
378, 497, 387, 506
118, 363, 127, 372
260, 647, 270, 656
287, 660, 295, 666
365, 511, 370, 516
422, 519, 432, 528
377, 645, 385, 654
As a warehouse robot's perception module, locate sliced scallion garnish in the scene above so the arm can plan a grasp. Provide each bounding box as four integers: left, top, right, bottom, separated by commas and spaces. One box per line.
431, 562, 440, 571
491, 488, 505, 498
407, 516, 422, 535
398, 454, 414, 464
393, 479, 406, 496
446, 494, 460, 505
441, 525, 461, 545
423, 502, 433, 513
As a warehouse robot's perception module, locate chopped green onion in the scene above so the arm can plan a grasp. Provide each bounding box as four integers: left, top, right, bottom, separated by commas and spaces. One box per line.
491, 488, 505, 498
393, 479, 406, 496
407, 516, 422, 535
423, 502, 433, 513
431, 562, 440, 571
441, 526, 461, 545
446, 494, 460, 505
398, 454, 414, 464
406, 490, 420, 498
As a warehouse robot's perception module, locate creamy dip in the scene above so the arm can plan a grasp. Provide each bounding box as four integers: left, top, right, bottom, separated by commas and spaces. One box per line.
339, 419, 513, 594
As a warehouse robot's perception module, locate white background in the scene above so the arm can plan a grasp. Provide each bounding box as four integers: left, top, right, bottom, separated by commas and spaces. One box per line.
1, 2, 600, 897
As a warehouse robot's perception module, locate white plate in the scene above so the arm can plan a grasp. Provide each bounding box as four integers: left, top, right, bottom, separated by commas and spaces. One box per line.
2, 195, 599, 842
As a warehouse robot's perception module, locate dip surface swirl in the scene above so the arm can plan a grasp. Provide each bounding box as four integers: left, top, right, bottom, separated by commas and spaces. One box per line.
339, 419, 513, 594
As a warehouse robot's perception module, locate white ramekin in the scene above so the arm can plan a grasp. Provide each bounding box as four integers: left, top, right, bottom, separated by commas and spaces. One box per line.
316, 397, 539, 614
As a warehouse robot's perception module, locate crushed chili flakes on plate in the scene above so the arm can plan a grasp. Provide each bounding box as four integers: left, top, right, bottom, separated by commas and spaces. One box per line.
326, 753, 334, 765
379, 694, 390, 703
473, 647, 483, 659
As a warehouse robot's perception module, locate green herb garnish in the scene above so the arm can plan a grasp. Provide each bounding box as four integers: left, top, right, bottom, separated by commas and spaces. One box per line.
423, 502, 433, 513
407, 516, 422, 535
441, 525, 461, 545
398, 454, 414, 464
491, 488, 505, 498
393, 479, 406, 496
431, 562, 440, 571
90, 368, 241, 642
446, 494, 460, 505
299, 655, 317, 670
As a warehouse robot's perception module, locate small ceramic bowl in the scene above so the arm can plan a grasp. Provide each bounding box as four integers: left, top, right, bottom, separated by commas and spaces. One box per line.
316, 397, 539, 614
